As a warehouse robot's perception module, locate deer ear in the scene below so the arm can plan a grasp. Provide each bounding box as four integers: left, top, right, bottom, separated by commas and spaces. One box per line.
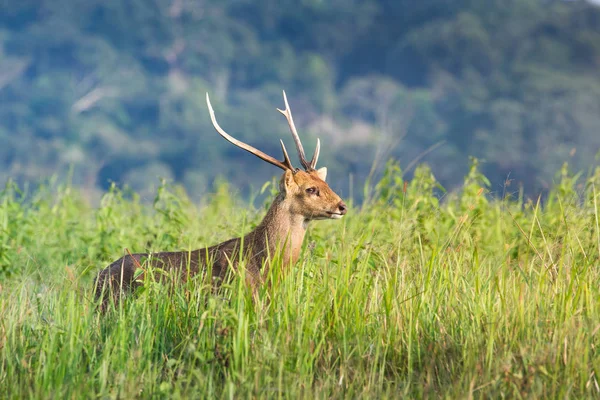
281, 169, 297, 193
316, 167, 327, 181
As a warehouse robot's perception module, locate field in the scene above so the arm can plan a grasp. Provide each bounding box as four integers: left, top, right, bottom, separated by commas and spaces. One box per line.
1, 162, 599, 398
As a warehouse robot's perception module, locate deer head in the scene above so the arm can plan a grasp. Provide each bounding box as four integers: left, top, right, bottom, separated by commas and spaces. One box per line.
206, 91, 347, 221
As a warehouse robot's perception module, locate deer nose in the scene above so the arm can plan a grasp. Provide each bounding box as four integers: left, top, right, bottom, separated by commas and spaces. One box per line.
337, 201, 347, 215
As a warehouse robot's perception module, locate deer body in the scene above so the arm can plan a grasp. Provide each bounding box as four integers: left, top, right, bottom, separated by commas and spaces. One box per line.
95, 92, 346, 309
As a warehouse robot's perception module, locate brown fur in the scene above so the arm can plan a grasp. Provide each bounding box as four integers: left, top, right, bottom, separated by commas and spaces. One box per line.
94, 168, 346, 310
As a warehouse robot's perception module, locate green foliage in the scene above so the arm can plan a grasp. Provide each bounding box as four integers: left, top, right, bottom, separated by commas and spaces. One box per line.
1, 163, 599, 397
1, 1, 600, 198
0, 181, 25, 276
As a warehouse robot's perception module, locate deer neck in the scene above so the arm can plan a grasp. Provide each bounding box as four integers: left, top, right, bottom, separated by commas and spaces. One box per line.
250, 193, 307, 267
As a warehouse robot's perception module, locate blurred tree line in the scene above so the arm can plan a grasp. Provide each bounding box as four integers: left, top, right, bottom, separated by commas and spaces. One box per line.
0, 0, 599, 200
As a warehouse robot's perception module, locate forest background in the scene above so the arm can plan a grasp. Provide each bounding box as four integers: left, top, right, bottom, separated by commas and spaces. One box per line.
1, 0, 599, 201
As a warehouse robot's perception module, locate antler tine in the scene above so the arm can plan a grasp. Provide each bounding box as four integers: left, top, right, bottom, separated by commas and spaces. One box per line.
279, 139, 294, 170
310, 138, 320, 169
276, 90, 311, 170
206, 93, 293, 171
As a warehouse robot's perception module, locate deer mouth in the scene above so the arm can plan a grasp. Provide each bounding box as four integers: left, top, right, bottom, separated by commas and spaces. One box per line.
327, 212, 344, 219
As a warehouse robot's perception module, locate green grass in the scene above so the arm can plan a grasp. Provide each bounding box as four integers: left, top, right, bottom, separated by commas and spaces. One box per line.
1, 161, 600, 398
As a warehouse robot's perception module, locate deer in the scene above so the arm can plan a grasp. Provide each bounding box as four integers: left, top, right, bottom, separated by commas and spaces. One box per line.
94, 91, 347, 310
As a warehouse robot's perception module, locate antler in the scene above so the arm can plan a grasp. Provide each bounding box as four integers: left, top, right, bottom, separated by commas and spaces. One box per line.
206, 93, 294, 171
277, 91, 320, 170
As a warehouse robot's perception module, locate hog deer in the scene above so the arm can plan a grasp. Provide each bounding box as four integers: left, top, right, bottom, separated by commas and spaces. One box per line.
95, 91, 347, 310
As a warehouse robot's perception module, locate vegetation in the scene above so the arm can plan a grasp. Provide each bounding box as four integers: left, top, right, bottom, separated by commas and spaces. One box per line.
1, 161, 599, 398
1, 0, 600, 199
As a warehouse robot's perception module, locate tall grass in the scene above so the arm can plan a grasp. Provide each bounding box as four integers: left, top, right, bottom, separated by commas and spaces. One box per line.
1, 161, 599, 398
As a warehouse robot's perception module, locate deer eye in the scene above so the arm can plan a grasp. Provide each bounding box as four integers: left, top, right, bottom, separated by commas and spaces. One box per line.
305, 187, 317, 195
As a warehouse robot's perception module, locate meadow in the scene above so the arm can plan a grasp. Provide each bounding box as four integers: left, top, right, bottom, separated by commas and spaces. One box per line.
0, 161, 599, 398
